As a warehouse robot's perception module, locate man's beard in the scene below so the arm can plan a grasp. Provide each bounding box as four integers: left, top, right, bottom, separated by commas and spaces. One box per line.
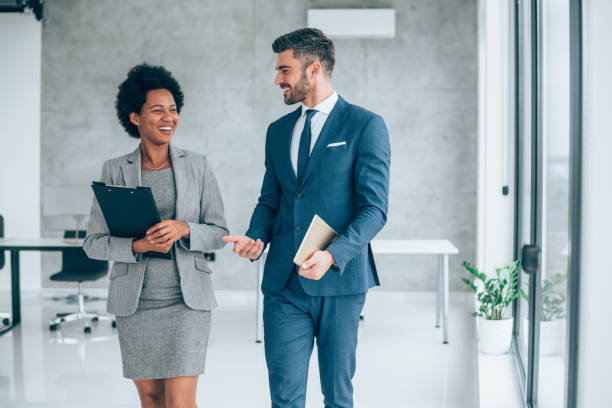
284, 71, 312, 105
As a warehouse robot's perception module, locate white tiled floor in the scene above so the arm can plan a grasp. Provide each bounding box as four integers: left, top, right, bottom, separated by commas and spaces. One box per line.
0, 290, 478, 407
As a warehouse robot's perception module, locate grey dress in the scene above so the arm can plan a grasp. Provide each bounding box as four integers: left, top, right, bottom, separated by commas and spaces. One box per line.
116, 167, 211, 379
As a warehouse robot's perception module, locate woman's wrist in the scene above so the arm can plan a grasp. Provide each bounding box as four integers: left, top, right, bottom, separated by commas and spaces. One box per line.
182, 221, 190, 239
132, 238, 144, 254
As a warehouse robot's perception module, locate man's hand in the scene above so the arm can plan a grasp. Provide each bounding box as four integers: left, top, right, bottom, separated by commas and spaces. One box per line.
298, 250, 336, 280
223, 235, 264, 260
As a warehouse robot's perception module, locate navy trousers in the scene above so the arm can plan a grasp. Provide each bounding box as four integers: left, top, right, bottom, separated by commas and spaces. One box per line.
263, 270, 366, 408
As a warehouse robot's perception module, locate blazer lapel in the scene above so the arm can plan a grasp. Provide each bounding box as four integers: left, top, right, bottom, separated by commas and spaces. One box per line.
300, 96, 350, 186
169, 143, 186, 221
120, 145, 142, 188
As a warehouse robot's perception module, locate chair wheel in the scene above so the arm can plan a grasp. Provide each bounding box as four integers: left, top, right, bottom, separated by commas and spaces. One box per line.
111, 320, 117, 328
49, 324, 58, 331
92, 316, 99, 322
2, 318, 9, 326
84, 326, 92, 334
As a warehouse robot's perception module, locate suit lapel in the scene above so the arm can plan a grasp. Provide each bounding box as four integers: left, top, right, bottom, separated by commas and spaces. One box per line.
120, 146, 142, 188
300, 96, 350, 186
169, 143, 186, 221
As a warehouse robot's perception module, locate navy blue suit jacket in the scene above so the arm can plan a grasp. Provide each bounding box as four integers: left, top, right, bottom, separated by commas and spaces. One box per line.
246, 96, 391, 296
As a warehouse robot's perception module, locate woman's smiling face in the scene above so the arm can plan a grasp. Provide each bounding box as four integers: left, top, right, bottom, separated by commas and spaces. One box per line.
129, 88, 179, 144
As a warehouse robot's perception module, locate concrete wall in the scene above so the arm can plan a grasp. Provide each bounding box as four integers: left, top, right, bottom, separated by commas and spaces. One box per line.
0, 13, 42, 291
40, 0, 478, 291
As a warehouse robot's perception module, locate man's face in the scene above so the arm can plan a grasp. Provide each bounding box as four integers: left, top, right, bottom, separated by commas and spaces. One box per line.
274, 49, 313, 105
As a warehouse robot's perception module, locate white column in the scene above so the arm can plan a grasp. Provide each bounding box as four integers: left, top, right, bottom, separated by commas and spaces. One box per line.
0, 14, 42, 291
476, 2, 522, 407
477, 0, 516, 274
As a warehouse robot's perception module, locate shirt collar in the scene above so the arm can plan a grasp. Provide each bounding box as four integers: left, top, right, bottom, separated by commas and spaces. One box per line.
300, 90, 338, 117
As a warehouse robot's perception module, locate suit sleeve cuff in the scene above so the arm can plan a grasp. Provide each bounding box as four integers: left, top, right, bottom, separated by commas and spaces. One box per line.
111, 237, 142, 264
326, 243, 347, 274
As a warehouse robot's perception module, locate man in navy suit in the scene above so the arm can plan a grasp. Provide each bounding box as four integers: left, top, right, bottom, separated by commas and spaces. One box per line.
224, 28, 390, 408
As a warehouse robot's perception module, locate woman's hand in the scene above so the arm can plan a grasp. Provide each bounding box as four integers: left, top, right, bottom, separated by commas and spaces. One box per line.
147, 220, 190, 245
132, 236, 173, 254
132, 220, 190, 254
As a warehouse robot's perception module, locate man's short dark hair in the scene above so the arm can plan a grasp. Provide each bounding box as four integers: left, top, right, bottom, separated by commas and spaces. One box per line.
272, 28, 335, 76
116, 64, 184, 138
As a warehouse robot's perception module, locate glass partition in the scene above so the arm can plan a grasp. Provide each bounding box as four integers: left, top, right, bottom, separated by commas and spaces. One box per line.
538, 0, 570, 406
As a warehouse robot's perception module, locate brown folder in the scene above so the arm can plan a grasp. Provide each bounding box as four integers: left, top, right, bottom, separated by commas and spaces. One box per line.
293, 215, 338, 266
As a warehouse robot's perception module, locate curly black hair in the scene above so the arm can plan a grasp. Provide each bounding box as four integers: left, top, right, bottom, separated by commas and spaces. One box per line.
115, 64, 184, 138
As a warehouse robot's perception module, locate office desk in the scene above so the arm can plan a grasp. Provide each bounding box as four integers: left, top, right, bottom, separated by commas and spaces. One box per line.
0, 238, 83, 336
255, 239, 459, 344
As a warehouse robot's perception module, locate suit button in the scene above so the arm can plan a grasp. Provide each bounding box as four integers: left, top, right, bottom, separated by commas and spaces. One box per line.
296, 193, 303, 199
295, 225, 302, 231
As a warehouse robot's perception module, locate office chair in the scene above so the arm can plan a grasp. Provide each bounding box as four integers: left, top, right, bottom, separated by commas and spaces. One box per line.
48, 232, 115, 333
51, 230, 103, 304
0, 215, 10, 326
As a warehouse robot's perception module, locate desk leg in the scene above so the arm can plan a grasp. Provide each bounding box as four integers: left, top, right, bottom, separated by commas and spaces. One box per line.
1, 250, 20, 337
442, 254, 449, 344
436, 255, 442, 328
11, 250, 20, 326
255, 258, 264, 343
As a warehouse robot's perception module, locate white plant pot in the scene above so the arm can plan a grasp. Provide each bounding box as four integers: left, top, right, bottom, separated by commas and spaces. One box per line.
478, 317, 513, 355
539, 319, 566, 356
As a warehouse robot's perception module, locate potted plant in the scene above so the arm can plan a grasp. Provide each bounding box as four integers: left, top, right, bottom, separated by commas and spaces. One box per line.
462, 260, 520, 354
520, 273, 567, 356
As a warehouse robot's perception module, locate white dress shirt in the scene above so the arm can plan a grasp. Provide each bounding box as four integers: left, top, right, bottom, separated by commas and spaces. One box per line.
290, 90, 339, 176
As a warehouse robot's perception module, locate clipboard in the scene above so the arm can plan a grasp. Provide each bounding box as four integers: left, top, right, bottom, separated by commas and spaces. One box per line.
293, 215, 338, 266
91, 181, 172, 260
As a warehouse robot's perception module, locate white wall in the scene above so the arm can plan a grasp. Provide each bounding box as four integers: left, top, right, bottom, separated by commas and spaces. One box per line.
577, 0, 612, 406
477, 0, 516, 274
0, 13, 42, 291
477, 2, 522, 406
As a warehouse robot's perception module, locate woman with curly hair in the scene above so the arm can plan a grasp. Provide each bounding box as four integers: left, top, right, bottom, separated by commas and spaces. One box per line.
84, 63, 228, 408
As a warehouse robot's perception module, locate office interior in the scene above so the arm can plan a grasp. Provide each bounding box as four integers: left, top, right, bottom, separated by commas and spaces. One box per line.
0, 1, 610, 407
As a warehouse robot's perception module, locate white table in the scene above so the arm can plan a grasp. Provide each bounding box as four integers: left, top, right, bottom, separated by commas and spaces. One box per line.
0, 238, 84, 336
255, 239, 459, 344
0, 238, 217, 337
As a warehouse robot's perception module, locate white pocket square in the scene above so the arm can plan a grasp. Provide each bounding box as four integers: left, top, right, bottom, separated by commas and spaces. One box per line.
327, 141, 347, 148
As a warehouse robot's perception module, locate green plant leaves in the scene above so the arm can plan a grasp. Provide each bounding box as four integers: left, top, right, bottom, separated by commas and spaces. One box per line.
461, 260, 521, 320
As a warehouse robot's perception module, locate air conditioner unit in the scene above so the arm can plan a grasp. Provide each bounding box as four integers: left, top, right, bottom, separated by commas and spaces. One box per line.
0, 0, 43, 20
307, 9, 396, 39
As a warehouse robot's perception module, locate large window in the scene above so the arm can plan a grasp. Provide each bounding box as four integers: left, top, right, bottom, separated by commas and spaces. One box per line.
513, 1, 581, 407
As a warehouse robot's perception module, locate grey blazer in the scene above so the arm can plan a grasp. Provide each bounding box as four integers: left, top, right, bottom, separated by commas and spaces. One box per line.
84, 144, 228, 317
